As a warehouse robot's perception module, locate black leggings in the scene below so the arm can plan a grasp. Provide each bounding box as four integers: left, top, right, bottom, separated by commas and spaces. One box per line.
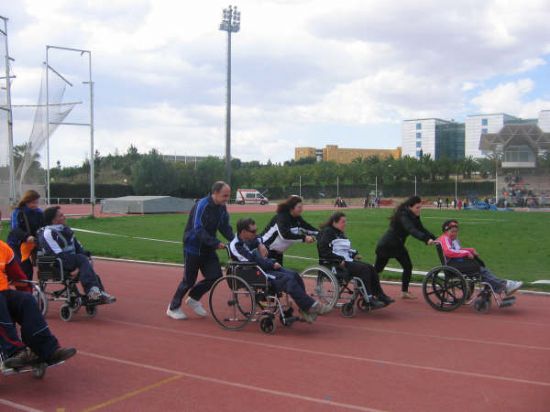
344, 261, 385, 297
374, 248, 413, 292
267, 250, 284, 265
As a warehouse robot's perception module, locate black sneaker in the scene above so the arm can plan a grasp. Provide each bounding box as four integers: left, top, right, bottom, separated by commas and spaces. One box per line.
3, 348, 38, 369
46, 347, 77, 365
378, 295, 395, 306
370, 298, 387, 309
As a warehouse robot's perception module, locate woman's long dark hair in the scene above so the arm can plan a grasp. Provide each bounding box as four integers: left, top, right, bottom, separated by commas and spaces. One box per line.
17, 190, 40, 209
320, 212, 346, 229
277, 195, 303, 214
390, 196, 422, 224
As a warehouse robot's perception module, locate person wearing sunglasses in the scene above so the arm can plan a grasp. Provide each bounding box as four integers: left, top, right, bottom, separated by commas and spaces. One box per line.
230, 218, 330, 323
438, 219, 522, 296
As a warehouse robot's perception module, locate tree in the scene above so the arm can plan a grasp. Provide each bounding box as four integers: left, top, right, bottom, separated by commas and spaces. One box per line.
131, 150, 179, 195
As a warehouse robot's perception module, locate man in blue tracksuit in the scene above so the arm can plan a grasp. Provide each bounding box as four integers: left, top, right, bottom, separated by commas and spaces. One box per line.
167, 181, 234, 320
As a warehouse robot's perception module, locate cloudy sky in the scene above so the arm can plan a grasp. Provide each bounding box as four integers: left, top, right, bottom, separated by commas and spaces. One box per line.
3, 0, 550, 166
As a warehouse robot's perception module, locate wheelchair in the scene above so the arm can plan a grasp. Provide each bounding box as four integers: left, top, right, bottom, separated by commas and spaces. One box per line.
208, 250, 302, 334
300, 260, 382, 318
422, 243, 516, 313
36, 252, 103, 321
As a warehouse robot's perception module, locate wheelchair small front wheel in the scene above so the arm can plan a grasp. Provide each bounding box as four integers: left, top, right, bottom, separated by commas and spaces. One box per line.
357, 297, 371, 312
259, 315, 276, 334
85, 305, 98, 318
59, 305, 73, 322
341, 302, 356, 318
473, 297, 491, 313
32, 363, 47, 379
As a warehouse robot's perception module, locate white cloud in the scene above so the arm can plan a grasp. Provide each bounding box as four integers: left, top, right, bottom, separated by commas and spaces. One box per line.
471, 78, 550, 117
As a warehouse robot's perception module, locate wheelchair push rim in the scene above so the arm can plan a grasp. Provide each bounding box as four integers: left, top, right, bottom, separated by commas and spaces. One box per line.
422, 266, 467, 312
300, 266, 339, 310
209, 275, 256, 331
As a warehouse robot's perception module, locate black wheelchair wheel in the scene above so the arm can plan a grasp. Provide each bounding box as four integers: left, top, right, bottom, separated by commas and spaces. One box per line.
300, 266, 339, 310
209, 275, 256, 331
473, 297, 491, 313
341, 302, 356, 318
59, 304, 73, 322
422, 266, 467, 312
357, 297, 371, 312
259, 315, 276, 334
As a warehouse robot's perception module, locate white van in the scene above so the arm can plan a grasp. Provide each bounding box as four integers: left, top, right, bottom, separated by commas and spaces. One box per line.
235, 189, 269, 205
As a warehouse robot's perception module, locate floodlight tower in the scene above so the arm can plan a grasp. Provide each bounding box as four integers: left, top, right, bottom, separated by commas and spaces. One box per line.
219, 5, 240, 186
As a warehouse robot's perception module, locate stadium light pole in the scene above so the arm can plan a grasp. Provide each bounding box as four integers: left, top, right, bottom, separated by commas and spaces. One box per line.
0, 16, 16, 205
219, 5, 240, 187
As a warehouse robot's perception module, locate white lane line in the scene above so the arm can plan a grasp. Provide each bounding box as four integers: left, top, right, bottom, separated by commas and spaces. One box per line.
0, 399, 44, 412
103, 319, 550, 388
78, 351, 384, 412
320, 320, 550, 351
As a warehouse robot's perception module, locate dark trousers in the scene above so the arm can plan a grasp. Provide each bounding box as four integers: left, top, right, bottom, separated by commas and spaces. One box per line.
0, 290, 58, 361
268, 267, 314, 312
170, 251, 223, 309
344, 261, 385, 297
374, 247, 413, 292
268, 250, 284, 265
447, 258, 506, 293
60, 254, 102, 294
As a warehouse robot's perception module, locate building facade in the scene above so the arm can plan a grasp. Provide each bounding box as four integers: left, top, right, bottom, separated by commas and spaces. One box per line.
294, 145, 401, 164
403, 110, 550, 160
402, 118, 462, 160
465, 113, 518, 158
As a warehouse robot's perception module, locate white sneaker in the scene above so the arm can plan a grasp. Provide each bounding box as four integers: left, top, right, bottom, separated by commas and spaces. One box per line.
505, 280, 523, 296
186, 297, 208, 317
166, 305, 187, 320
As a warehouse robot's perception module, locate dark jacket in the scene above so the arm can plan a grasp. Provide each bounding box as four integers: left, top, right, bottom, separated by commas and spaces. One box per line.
37, 224, 89, 260
317, 226, 357, 265
376, 209, 435, 255
261, 211, 318, 253
229, 236, 275, 273
7, 207, 44, 250
183, 196, 234, 255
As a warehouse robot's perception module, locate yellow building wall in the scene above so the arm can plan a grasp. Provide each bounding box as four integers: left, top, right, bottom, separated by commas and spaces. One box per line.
294, 147, 317, 160
295, 145, 401, 163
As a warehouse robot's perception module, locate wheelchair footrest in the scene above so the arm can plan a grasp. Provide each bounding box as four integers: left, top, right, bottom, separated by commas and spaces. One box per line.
499, 296, 516, 308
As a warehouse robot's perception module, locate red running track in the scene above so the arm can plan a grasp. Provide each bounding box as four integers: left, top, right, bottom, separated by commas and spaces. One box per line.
1, 260, 549, 412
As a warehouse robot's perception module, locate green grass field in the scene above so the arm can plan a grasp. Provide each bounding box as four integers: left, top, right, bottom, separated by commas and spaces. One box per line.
3, 208, 548, 285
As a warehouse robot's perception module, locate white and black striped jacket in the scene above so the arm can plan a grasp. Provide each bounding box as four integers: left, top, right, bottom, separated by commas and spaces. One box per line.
261, 212, 318, 253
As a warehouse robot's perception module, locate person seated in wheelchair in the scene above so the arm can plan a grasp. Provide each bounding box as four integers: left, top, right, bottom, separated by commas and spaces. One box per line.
230, 218, 331, 323
438, 220, 522, 296
0, 214, 76, 371
37, 206, 115, 304
317, 212, 393, 307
